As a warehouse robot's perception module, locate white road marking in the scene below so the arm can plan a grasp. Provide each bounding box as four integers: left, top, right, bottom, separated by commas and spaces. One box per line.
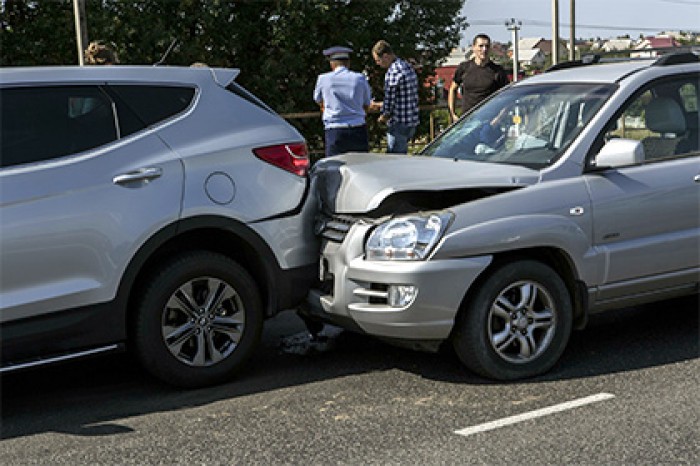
455, 392, 615, 437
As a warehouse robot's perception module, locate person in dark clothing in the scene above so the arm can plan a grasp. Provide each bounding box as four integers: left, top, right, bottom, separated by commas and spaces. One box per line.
448, 34, 508, 122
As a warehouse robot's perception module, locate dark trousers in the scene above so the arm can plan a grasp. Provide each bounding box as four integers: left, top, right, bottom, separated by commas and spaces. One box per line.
324, 125, 369, 157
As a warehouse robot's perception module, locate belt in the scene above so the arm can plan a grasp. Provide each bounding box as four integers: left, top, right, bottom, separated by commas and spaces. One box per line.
328, 124, 366, 129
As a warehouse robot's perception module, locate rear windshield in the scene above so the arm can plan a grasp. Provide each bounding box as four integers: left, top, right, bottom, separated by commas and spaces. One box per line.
226, 82, 275, 114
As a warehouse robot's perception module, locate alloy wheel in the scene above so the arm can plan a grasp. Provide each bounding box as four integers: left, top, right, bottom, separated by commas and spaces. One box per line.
161, 276, 245, 367
487, 280, 556, 364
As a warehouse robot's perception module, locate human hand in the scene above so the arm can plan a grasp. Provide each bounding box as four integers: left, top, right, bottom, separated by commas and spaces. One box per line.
378, 114, 389, 124
369, 101, 383, 112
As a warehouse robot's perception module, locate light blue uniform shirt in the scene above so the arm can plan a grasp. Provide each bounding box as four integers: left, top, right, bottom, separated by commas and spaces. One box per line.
313, 66, 371, 129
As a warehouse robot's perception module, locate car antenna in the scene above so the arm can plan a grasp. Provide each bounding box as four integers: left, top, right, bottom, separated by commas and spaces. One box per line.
153, 38, 179, 66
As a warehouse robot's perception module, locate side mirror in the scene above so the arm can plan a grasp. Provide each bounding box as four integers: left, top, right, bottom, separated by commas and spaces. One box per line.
593, 138, 644, 169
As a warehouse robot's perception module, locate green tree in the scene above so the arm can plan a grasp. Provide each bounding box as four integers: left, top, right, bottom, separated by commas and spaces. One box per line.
0, 0, 76, 65
1, 0, 466, 153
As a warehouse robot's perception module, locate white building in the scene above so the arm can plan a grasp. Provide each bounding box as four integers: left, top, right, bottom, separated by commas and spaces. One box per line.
440, 47, 468, 67
601, 39, 634, 51
518, 48, 546, 67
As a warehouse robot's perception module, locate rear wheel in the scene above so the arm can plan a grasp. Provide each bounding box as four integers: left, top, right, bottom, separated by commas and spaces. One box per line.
452, 260, 572, 380
133, 251, 263, 388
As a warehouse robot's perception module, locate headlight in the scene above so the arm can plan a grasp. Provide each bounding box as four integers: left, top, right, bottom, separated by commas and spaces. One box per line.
366, 212, 453, 261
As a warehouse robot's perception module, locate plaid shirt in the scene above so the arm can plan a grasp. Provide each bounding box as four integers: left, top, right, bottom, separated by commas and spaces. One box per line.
382, 57, 419, 126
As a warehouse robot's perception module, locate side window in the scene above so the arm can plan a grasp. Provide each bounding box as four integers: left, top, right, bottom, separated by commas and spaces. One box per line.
1, 86, 117, 168
598, 75, 699, 163
679, 83, 697, 112
677, 82, 699, 155
605, 90, 652, 141
108, 85, 195, 127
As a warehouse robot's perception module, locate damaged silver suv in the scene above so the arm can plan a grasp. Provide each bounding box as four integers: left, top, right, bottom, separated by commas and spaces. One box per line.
306, 52, 699, 380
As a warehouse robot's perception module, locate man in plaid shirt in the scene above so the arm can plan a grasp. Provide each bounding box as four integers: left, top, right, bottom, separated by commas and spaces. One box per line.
371, 40, 419, 153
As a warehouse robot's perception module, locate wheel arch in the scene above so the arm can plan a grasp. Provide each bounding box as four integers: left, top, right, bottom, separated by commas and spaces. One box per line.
117, 216, 284, 338
454, 246, 588, 334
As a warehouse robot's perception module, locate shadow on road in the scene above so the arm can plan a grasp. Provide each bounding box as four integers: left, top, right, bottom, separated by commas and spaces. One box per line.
1, 295, 697, 440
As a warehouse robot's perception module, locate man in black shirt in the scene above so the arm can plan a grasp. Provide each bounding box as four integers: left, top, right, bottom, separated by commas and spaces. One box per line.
448, 34, 508, 122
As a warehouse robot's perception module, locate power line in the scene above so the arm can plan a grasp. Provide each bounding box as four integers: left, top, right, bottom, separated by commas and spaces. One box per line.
658, 0, 700, 5
466, 18, 696, 32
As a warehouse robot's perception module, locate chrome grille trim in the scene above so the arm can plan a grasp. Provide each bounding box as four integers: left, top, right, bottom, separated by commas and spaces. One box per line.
319, 215, 359, 243
353, 288, 388, 299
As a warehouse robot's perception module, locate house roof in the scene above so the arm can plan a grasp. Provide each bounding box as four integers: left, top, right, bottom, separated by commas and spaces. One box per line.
518, 37, 544, 50
532, 39, 569, 54
518, 49, 544, 61
636, 36, 681, 48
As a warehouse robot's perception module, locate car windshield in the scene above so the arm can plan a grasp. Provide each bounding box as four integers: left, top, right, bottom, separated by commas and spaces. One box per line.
421, 83, 615, 169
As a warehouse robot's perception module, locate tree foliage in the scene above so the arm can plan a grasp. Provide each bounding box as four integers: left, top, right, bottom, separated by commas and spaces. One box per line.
1, 0, 466, 152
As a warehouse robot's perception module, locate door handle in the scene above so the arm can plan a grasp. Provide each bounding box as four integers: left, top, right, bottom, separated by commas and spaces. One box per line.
694, 174, 700, 183
113, 167, 163, 185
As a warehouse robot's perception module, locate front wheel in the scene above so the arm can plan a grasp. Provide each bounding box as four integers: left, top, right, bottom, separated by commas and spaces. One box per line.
132, 251, 263, 388
452, 260, 572, 380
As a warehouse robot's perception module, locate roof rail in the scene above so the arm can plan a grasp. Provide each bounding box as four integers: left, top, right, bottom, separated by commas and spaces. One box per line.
546, 54, 600, 72
545, 46, 699, 73
652, 51, 699, 66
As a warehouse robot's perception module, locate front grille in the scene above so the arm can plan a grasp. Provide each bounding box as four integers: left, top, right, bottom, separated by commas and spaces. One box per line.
317, 214, 358, 243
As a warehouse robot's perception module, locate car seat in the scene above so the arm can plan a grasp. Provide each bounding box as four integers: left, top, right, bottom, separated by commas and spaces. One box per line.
642, 97, 687, 159
675, 111, 699, 154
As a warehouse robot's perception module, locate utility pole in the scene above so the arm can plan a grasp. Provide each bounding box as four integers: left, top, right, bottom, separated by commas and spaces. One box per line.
569, 0, 576, 61
505, 18, 522, 82
73, 0, 88, 66
551, 0, 560, 66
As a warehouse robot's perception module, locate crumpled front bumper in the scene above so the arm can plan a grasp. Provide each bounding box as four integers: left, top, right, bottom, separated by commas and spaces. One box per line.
307, 222, 492, 341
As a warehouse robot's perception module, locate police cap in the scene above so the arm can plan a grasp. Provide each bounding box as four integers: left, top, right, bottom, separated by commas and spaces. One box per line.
323, 46, 352, 60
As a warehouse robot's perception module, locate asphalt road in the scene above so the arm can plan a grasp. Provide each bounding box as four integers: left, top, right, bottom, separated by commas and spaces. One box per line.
1, 296, 698, 465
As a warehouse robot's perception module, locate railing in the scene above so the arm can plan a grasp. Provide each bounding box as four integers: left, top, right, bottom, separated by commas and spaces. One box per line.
280, 103, 450, 155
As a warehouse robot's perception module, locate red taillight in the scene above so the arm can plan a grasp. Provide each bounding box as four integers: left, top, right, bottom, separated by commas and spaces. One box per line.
253, 142, 310, 177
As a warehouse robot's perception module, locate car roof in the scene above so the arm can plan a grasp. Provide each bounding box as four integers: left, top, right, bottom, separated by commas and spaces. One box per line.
522, 60, 657, 85
521, 52, 699, 86
0, 65, 241, 87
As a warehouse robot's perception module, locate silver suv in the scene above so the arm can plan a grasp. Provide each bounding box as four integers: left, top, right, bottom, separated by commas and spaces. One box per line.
306, 52, 699, 380
0, 66, 318, 387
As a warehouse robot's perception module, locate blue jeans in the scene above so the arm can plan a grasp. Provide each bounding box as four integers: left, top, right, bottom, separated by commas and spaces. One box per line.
324, 125, 369, 157
387, 122, 417, 153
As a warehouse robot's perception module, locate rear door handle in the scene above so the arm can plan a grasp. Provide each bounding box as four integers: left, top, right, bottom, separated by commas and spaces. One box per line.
694, 174, 700, 183
113, 167, 163, 185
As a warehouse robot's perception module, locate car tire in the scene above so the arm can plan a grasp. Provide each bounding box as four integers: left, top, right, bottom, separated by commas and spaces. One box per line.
133, 251, 263, 388
452, 260, 572, 381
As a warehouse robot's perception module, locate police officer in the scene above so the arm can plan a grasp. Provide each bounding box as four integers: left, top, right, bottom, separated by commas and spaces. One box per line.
313, 46, 373, 157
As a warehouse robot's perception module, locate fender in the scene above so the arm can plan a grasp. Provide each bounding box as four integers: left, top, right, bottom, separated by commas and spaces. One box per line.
434, 213, 602, 286
116, 215, 286, 319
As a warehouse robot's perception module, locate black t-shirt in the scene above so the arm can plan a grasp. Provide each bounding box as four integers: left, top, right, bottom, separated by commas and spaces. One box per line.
453, 60, 508, 113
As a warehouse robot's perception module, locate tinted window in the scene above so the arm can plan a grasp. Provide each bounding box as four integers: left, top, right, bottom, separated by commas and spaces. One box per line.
1, 86, 117, 168
109, 85, 195, 127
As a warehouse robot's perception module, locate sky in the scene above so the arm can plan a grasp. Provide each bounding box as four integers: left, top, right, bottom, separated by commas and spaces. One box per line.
460, 0, 700, 45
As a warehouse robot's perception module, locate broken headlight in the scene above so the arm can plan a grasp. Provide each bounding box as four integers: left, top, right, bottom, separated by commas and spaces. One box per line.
365, 212, 453, 261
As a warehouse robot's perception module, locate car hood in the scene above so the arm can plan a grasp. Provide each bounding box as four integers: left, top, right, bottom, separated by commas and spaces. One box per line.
312, 153, 540, 214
